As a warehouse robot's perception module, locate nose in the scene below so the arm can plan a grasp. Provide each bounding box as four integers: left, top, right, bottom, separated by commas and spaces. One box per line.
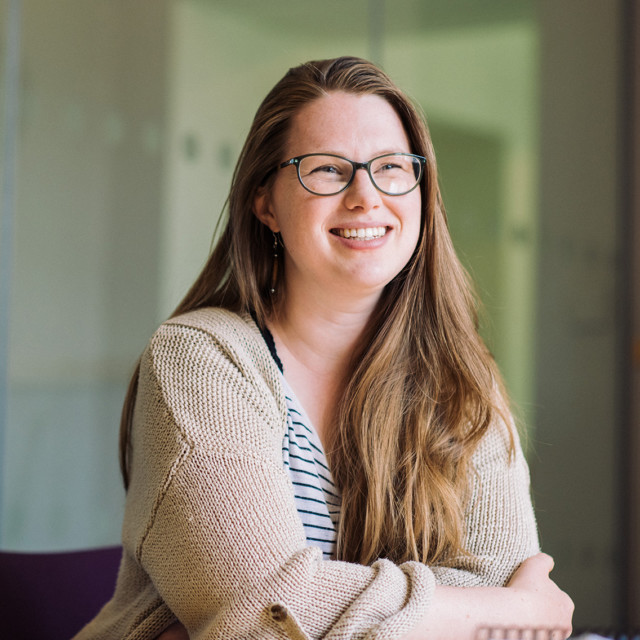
342, 166, 382, 211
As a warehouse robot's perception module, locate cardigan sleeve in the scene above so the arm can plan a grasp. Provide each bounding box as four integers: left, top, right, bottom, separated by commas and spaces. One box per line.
430, 412, 540, 588
122, 317, 435, 640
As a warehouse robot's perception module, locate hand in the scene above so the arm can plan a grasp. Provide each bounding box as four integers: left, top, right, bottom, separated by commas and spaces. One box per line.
155, 621, 189, 640
506, 553, 574, 637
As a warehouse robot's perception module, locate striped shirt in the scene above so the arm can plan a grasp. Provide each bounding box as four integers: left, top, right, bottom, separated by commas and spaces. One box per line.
254, 318, 341, 558
280, 374, 341, 559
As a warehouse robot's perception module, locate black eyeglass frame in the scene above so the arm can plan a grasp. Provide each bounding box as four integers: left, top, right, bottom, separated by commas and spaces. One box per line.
278, 152, 426, 196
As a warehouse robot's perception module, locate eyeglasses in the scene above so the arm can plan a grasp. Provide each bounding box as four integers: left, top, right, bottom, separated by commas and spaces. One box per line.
278, 152, 426, 196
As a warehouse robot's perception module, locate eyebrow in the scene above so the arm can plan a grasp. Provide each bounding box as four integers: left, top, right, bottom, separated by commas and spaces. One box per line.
290, 149, 412, 160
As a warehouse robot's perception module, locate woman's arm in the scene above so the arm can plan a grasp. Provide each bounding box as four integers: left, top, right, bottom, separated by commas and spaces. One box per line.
404, 554, 573, 640
431, 410, 540, 588
156, 554, 573, 640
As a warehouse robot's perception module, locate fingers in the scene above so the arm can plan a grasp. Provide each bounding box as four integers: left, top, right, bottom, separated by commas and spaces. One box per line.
525, 552, 555, 573
154, 622, 189, 640
475, 628, 571, 640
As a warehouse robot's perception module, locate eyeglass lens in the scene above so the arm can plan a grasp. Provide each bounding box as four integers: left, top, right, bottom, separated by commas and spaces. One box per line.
297, 154, 422, 195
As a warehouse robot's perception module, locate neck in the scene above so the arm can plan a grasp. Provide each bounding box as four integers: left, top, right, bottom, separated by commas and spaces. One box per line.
267, 279, 381, 446
269, 280, 379, 378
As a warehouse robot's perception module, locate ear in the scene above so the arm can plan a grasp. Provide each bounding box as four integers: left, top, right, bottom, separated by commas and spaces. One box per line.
253, 186, 280, 233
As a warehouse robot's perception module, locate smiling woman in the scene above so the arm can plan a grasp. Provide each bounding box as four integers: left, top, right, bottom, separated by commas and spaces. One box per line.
73, 57, 573, 640
253, 92, 423, 320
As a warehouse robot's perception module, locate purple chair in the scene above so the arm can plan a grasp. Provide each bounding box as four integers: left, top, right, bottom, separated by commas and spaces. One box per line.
0, 546, 121, 640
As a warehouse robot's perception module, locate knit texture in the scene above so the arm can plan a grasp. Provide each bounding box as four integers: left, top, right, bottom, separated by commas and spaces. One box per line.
74, 307, 539, 640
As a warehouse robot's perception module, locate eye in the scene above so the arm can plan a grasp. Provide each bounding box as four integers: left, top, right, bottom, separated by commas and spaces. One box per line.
373, 156, 414, 176
375, 162, 406, 176
378, 162, 402, 172
309, 163, 342, 175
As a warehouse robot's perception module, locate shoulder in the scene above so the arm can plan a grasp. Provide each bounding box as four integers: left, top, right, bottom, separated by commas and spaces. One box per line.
469, 399, 531, 481
162, 307, 260, 348
150, 307, 272, 377
471, 411, 513, 466
139, 307, 287, 446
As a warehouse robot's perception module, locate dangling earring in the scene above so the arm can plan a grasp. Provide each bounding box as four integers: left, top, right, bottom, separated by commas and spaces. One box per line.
270, 232, 280, 295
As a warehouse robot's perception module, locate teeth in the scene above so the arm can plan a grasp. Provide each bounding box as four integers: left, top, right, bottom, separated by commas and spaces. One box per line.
337, 226, 387, 240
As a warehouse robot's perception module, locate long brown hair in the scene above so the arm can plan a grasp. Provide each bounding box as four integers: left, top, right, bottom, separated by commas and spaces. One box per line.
119, 56, 512, 566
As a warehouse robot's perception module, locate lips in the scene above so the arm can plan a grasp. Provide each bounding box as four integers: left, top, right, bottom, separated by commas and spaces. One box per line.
331, 226, 388, 240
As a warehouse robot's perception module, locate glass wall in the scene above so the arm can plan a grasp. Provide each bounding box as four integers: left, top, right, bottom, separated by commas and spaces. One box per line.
0, 0, 631, 628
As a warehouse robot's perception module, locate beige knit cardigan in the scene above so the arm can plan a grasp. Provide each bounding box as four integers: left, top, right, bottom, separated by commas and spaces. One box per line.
74, 307, 540, 640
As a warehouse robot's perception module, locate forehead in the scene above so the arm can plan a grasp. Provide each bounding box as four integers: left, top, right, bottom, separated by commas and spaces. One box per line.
285, 91, 411, 158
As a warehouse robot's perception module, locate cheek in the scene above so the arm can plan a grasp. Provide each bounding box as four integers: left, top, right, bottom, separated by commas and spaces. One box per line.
403, 197, 423, 245
276, 214, 317, 261
277, 199, 331, 245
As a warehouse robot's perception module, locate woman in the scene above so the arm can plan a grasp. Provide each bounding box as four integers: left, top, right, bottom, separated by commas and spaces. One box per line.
75, 57, 573, 639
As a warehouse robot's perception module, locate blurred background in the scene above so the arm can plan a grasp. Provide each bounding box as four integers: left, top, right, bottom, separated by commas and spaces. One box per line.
0, 0, 638, 629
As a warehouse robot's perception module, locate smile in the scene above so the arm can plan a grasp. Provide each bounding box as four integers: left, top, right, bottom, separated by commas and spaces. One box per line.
332, 226, 388, 240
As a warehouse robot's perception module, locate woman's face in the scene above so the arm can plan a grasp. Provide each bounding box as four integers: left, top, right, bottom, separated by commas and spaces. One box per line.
254, 91, 422, 305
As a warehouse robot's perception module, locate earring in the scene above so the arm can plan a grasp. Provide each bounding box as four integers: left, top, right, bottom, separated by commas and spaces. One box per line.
270, 232, 280, 295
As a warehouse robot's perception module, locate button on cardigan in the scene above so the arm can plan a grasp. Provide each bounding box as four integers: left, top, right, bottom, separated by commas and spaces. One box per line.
74, 307, 539, 640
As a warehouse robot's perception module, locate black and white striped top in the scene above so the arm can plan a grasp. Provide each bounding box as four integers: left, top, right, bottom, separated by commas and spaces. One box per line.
255, 320, 341, 558
280, 375, 341, 559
